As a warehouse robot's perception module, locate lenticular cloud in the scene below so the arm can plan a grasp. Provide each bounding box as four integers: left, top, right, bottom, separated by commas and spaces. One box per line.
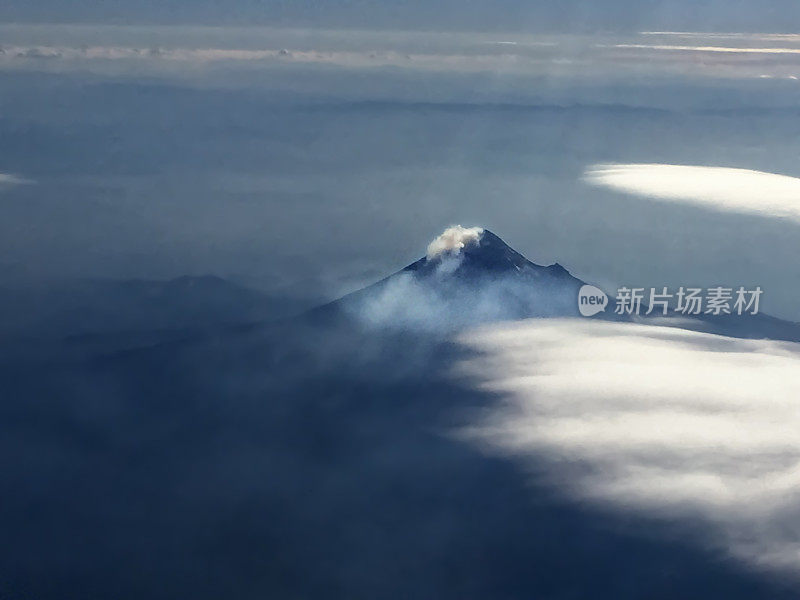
584, 164, 800, 222
456, 319, 800, 573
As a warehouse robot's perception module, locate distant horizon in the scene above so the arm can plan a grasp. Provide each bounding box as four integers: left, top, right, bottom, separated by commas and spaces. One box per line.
1, 22, 799, 36
2, 0, 800, 34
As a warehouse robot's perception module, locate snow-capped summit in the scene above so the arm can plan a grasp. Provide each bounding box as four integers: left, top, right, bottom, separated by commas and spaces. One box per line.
411, 227, 573, 281
311, 226, 586, 329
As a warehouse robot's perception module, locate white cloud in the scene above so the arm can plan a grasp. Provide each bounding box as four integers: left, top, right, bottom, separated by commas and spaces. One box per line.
585, 164, 800, 222
0, 173, 33, 186
456, 319, 800, 572
611, 43, 800, 55
0, 43, 556, 73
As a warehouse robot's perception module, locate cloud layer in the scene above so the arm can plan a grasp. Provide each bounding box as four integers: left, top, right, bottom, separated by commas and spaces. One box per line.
457, 319, 800, 573
585, 164, 800, 222
6, 26, 800, 82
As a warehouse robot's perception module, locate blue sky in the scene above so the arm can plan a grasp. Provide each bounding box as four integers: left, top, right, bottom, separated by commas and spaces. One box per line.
1, 0, 798, 33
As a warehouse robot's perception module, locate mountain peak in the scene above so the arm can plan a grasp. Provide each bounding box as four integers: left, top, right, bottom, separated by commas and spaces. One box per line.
407, 225, 568, 279
309, 225, 586, 329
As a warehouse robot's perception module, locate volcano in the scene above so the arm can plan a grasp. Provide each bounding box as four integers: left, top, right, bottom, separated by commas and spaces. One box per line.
310, 226, 587, 329
306, 225, 800, 340
408, 227, 576, 282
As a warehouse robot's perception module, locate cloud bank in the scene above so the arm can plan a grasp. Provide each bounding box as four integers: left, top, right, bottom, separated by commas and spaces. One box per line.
6, 26, 800, 83
611, 43, 800, 54
585, 164, 800, 222
457, 318, 800, 573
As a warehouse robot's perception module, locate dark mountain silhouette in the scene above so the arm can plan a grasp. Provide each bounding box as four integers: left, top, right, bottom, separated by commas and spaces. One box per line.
0, 275, 293, 339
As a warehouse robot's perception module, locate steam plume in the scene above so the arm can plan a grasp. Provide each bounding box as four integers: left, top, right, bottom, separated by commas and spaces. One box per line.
426, 226, 483, 260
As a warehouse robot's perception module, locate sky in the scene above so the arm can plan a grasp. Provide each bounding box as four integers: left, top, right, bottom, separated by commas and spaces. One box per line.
3, 23, 800, 321
1, 0, 799, 33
